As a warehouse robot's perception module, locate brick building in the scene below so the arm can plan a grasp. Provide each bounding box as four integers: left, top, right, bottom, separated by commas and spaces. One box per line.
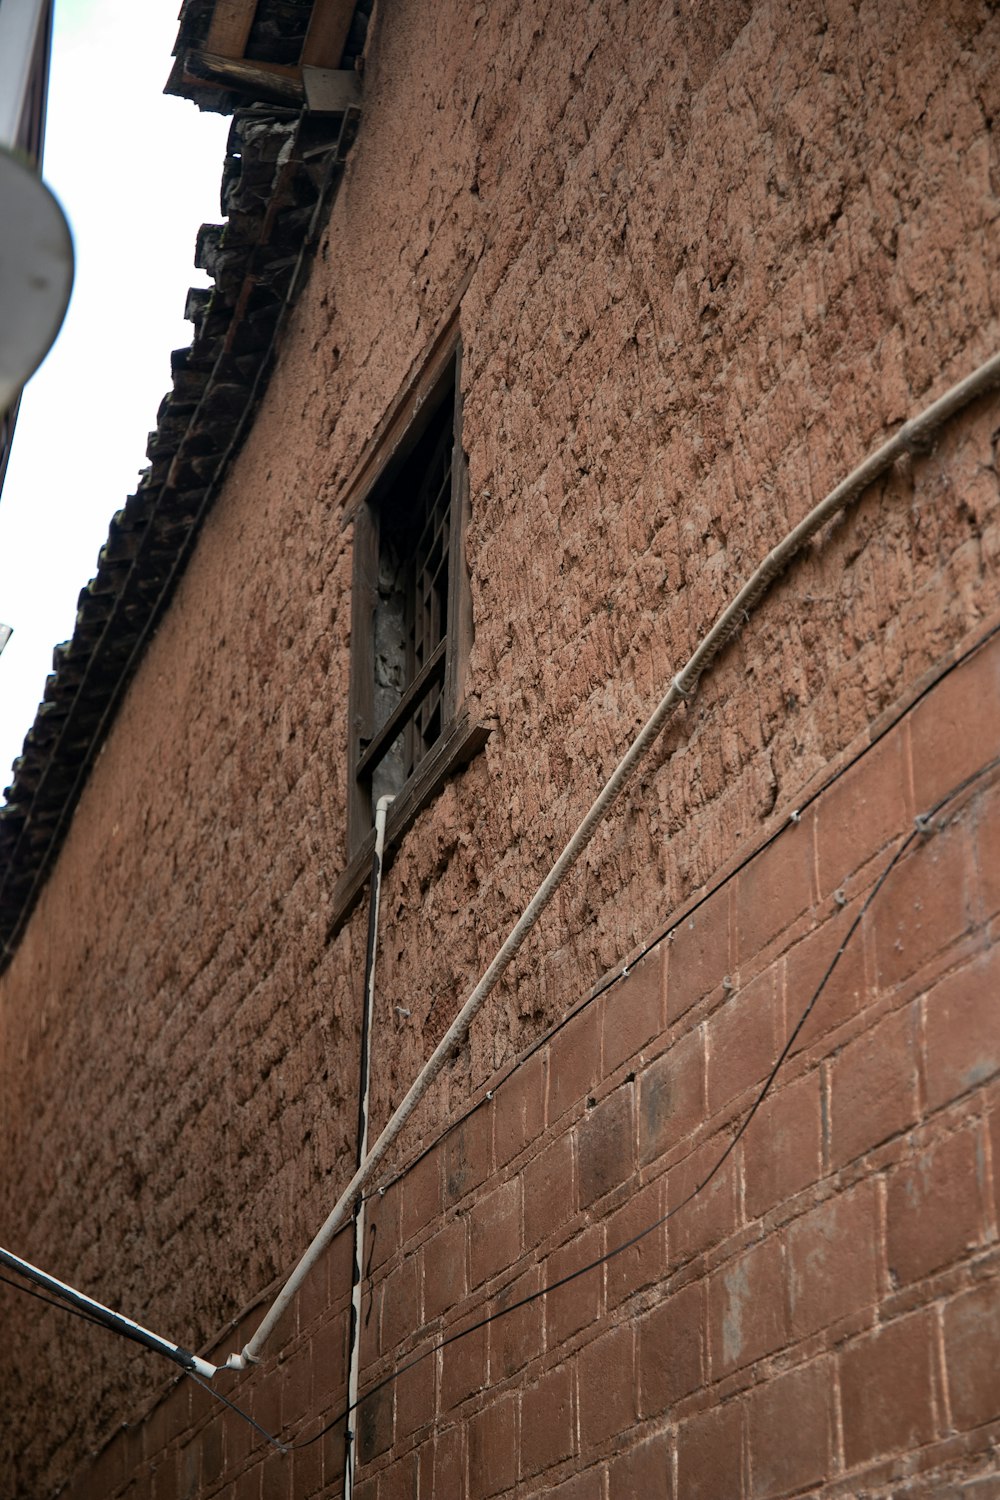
1, 1, 999, 1496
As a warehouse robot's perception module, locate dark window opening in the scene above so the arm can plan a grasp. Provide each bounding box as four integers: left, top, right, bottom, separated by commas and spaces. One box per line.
334, 331, 490, 925
362, 388, 454, 815
347, 346, 476, 861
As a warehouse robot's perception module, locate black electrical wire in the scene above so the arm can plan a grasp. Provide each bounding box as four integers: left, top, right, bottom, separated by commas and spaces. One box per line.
186, 1371, 288, 1453
3, 714, 995, 1463
361, 614, 1000, 1207
289, 746, 1000, 1455
0, 1268, 278, 1452
0, 1242, 210, 1377
0, 1269, 107, 1331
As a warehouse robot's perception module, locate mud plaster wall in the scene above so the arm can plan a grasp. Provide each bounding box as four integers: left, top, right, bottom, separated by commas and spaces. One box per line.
0, 0, 998, 1494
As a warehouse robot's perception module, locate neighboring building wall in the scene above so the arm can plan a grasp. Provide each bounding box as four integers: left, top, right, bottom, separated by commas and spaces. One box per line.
0, 1, 998, 1496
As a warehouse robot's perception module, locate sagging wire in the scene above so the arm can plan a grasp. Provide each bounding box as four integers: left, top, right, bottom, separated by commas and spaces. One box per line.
285, 747, 1000, 1454
344, 793, 394, 1499
237, 350, 1000, 1366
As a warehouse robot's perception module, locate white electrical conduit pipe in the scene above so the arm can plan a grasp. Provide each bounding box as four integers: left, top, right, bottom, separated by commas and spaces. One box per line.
224, 347, 1000, 1373
0, 1243, 220, 1378
344, 794, 393, 1498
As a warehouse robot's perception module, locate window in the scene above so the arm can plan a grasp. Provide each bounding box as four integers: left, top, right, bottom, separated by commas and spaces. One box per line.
356, 380, 456, 813
334, 335, 488, 925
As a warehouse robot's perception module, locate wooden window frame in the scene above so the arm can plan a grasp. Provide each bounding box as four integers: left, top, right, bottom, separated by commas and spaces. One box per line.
330, 331, 489, 935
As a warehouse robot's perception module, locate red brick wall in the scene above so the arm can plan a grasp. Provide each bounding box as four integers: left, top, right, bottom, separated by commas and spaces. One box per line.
65, 628, 1000, 1498
1, 0, 999, 1494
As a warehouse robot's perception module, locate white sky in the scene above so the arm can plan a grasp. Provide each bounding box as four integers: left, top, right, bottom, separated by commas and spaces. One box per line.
0, 0, 230, 791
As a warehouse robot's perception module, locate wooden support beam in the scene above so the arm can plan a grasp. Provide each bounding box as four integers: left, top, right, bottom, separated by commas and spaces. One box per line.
182, 49, 305, 104
204, 0, 259, 59
301, 0, 356, 68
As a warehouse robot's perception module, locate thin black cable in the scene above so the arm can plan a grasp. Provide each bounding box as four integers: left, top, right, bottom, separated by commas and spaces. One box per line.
10, 750, 992, 1468
0, 1267, 280, 1453
362, 614, 1000, 1206
0, 1270, 108, 1331
7, 747, 993, 1464
186, 1370, 288, 1454
13, 745, 985, 1463
0, 1243, 210, 1376
292, 747, 1000, 1453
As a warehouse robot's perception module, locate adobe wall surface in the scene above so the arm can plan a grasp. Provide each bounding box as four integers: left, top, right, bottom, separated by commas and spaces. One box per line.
0, 0, 998, 1495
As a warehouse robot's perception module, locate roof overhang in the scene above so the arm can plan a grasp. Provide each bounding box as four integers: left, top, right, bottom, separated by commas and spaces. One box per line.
0, 0, 369, 969
166, 0, 361, 114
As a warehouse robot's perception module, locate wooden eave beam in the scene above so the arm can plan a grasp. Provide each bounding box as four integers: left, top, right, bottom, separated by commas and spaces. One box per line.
301, 0, 355, 68
180, 49, 305, 104
204, 0, 259, 58
168, 1, 361, 106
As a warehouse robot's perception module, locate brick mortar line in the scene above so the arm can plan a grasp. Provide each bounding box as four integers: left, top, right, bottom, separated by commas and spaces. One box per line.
370, 883, 999, 1279
125, 870, 995, 1488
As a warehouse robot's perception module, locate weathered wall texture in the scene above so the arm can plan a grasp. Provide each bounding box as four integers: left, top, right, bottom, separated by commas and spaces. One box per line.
53, 634, 1000, 1497
0, 0, 998, 1495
